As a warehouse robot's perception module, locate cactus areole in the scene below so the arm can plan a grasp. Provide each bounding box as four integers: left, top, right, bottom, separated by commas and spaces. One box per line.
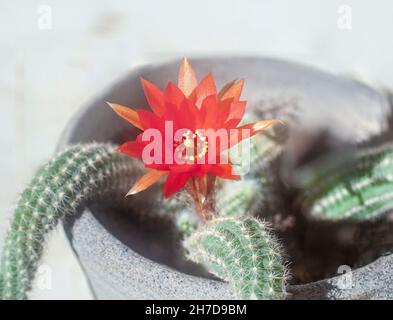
109, 58, 280, 220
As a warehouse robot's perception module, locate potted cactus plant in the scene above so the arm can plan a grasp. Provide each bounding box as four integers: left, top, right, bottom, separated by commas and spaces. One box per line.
1, 57, 393, 300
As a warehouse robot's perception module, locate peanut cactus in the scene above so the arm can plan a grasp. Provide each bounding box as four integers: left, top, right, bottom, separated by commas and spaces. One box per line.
184, 216, 287, 300
246, 129, 285, 177
215, 179, 260, 218
299, 143, 393, 220
230, 124, 285, 177
217, 130, 284, 217
231, 129, 285, 214
0, 143, 142, 300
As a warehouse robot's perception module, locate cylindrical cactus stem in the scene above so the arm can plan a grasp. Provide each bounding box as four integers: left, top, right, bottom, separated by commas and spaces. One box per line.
299, 142, 393, 220
209, 129, 287, 214
0, 143, 142, 300
184, 216, 287, 300
215, 179, 260, 218
230, 126, 286, 178
248, 131, 287, 216
248, 130, 286, 176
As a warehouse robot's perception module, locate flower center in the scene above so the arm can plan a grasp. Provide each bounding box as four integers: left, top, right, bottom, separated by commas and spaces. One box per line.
177, 129, 208, 162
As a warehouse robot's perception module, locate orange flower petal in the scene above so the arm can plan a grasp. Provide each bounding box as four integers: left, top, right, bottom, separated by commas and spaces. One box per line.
126, 169, 168, 196
140, 78, 165, 116
220, 79, 244, 101
200, 95, 220, 129
252, 119, 282, 134
163, 171, 191, 198
107, 102, 143, 130
118, 141, 145, 158
215, 99, 233, 127
222, 101, 247, 129
178, 57, 198, 97
193, 72, 216, 108
164, 81, 187, 107
136, 109, 163, 131
227, 119, 282, 149
217, 80, 236, 101
206, 163, 240, 180
228, 101, 247, 121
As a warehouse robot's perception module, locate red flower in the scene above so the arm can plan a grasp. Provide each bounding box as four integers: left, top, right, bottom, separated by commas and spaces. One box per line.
108, 58, 279, 216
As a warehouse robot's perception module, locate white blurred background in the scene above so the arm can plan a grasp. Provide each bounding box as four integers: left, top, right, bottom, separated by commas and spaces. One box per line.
1, 0, 393, 299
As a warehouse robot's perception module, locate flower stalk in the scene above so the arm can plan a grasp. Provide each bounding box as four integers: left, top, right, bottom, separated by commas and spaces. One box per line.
185, 175, 216, 221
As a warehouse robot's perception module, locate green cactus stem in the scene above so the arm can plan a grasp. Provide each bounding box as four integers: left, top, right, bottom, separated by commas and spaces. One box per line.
299, 143, 393, 220
231, 127, 286, 213
170, 178, 264, 238
184, 216, 287, 300
230, 125, 285, 177
216, 128, 286, 218
0, 143, 142, 300
215, 179, 260, 218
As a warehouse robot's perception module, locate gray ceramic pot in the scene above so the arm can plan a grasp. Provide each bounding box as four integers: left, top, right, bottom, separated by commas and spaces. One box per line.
59, 57, 393, 299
